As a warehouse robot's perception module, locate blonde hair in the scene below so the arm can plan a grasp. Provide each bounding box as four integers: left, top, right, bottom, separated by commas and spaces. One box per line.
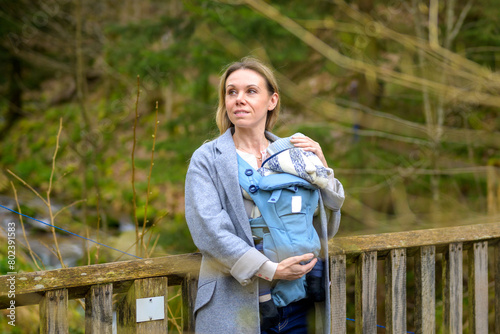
215, 57, 280, 135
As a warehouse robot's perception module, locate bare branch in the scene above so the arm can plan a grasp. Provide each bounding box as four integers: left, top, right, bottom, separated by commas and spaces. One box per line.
141, 101, 160, 257
6, 170, 48, 207
429, 0, 440, 48
448, 0, 474, 45
244, 0, 500, 107
132, 75, 140, 256
10, 181, 43, 271
53, 199, 87, 220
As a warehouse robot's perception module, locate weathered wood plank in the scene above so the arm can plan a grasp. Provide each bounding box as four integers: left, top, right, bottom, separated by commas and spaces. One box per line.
0, 253, 201, 308
330, 254, 347, 334
355, 251, 377, 334
385, 248, 406, 334
116, 282, 135, 334
415, 245, 436, 334
40, 289, 68, 334
182, 273, 198, 333
85, 284, 113, 334
117, 277, 169, 333
496, 243, 500, 334
443, 243, 463, 334
468, 241, 488, 334
329, 222, 500, 257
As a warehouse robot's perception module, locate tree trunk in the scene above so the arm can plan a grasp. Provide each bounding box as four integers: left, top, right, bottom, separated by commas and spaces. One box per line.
0, 56, 23, 141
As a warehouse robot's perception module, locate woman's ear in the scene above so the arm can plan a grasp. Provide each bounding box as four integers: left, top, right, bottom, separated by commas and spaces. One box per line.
268, 92, 279, 111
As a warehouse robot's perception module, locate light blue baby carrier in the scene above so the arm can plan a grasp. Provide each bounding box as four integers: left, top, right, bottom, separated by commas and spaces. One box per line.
237, 154, 322, 307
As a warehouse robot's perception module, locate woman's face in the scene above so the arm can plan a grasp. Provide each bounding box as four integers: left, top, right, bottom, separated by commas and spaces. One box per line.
225, 69, 278, 132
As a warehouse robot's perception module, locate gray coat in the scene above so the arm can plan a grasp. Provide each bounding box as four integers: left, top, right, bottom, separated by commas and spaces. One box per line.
185, 128, 345, 334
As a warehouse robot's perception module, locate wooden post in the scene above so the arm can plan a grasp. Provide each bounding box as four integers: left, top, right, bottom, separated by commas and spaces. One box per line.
182, 273, 198, 333
40, 289, 68, 334
85, 284, 113, 334
330, 254, 347, 334
116, 277, 169, 333
116, 283, 135, 334
495, 243, 500, 334
355, 251, 377, 334
468, 242, 488, 334
415, 245, 436, 334
443, 242, 462, 334
385, 248, 406, 334
136, 277, 169, 333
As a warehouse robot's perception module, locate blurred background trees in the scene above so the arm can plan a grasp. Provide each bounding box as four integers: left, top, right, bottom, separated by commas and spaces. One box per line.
0, 0, 499, 288
1, 0, 499, 332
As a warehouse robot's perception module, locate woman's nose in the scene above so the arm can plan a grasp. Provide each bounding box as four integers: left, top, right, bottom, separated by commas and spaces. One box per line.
236, 92, 245, 104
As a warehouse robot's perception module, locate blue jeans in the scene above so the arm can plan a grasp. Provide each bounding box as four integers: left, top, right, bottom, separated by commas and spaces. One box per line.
261, 298, 313, 334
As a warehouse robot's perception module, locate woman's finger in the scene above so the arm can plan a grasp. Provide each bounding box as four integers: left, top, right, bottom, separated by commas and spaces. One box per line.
275, 254, 318, 280
290, 136, 329, 168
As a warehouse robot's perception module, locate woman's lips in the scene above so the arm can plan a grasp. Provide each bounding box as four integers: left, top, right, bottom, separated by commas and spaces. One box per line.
234, 110, 249, 116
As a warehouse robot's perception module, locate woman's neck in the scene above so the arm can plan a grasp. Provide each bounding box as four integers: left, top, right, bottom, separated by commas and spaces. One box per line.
232, 128, 268, 156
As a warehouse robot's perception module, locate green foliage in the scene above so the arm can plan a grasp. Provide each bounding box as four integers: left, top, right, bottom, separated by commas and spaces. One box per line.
0, 0, 496, 253
0, 0, 499, 329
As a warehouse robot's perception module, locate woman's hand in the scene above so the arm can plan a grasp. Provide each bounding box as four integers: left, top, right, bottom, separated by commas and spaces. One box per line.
273, 253, 318, 281
290, 135, 329, 168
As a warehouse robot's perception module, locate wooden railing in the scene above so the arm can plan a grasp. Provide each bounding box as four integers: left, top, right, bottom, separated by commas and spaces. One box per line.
0, 253, 202, 333
329, 222, 500, 334
1, 222, 499, 333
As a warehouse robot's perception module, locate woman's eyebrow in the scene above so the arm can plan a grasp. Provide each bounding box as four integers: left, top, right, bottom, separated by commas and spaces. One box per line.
226, 83, 260, 89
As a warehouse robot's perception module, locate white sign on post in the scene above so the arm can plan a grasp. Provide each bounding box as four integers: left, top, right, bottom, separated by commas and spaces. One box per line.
136, 296, 165, 323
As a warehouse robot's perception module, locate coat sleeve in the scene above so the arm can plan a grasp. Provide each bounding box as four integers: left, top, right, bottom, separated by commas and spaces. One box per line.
319, 173, 345, 239
185, 147, 269, 285
321, 174, 345, 211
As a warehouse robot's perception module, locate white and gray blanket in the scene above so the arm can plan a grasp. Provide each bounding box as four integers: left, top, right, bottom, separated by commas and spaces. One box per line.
259, 133, 333, 189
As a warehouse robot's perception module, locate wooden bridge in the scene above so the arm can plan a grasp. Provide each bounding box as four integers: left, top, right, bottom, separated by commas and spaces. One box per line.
1, 222, 499, 333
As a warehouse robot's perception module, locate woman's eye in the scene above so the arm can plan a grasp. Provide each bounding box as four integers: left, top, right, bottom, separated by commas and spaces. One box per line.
248, 89, 257, 94
227, 90, 237, 95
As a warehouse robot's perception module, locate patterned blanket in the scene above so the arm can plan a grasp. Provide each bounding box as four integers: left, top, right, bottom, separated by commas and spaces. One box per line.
259, 133, 333, 189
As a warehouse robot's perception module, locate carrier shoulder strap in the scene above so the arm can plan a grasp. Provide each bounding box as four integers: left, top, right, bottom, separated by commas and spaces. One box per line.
236, 154, 266, 206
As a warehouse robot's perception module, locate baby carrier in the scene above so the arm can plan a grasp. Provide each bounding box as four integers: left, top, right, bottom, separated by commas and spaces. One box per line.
237, 137, 328, 307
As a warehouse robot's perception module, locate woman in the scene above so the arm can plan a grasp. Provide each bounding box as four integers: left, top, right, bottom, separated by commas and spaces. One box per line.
185, 57, 345, 333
